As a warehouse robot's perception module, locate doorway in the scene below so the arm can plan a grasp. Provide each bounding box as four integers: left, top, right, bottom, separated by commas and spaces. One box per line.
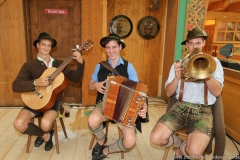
23, 0, 82, 103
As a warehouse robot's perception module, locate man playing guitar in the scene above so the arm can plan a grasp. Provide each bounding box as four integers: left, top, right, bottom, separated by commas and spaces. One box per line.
12, 32, 85, 151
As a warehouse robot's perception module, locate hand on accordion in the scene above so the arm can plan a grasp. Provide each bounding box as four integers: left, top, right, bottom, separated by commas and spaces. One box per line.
138, 102, 148, 118
94, 80, 107, 94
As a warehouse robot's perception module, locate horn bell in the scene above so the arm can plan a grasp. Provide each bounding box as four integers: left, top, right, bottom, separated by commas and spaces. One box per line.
186, 53, 216, 80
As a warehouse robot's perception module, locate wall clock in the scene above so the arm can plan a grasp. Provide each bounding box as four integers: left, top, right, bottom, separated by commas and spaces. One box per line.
110, 15, 133, 39
137, 16, 160, 40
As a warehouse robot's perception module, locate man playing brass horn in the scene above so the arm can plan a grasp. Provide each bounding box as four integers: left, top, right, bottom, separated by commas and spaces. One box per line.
150, 27, 224, 159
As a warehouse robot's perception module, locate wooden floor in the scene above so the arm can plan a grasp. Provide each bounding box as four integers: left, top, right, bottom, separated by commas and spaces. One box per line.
0, 97, 239, 160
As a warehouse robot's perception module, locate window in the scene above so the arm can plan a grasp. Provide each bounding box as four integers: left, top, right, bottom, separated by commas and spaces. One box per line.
203, 25, 215, 54
213, 20, 240, 43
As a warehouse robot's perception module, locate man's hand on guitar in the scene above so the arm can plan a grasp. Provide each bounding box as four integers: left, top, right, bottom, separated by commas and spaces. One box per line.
95, 80, 106, 94
138, 102, 147, 118
35, 78, 50, 87
72, 51, 83, 64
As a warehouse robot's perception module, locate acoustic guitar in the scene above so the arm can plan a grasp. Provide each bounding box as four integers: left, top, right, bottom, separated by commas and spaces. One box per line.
21, 40, 93, 112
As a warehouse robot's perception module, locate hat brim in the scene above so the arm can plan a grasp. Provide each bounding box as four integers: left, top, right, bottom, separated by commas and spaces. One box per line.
100, 36, 126, 49
33, 36, 57, 48
181, 35, 209, 45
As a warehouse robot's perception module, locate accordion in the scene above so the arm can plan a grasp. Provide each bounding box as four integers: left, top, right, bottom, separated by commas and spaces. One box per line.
102, 76, 148, 127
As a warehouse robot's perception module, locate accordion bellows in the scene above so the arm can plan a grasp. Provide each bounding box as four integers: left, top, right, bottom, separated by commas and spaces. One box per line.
102, 76, 148, 127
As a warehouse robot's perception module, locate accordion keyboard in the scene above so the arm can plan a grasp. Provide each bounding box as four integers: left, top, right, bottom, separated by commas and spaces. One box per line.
102, 76, 147, 127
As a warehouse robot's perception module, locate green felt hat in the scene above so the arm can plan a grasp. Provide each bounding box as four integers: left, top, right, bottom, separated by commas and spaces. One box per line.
181, 27, 209, 45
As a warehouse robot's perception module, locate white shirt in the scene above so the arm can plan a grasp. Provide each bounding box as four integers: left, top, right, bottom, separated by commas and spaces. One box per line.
165, 57, 224, 105
37, 55, 55, 68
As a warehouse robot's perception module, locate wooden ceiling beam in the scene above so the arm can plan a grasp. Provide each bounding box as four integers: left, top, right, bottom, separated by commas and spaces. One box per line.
208, 0, 230, 11
226, 2, 240, 12
206, 11, 240, 20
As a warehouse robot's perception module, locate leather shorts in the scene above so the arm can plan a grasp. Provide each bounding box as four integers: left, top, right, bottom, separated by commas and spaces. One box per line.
158, 101, 213, 137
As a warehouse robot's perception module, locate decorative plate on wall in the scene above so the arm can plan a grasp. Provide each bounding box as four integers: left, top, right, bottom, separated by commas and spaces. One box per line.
137, 16, 160, 40
110, 15, 133, 39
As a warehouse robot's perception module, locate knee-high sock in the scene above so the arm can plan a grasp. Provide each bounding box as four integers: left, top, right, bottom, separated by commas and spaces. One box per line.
22, 123, 44, 137
180, 141, 188, 157
88, 123, 105, 140
162, 135, 182, 148
108, 138, 130, 153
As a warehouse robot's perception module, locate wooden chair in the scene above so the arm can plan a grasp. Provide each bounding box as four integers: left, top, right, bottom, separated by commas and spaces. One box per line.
26, 104, 68, 154
89, 121, 124, 159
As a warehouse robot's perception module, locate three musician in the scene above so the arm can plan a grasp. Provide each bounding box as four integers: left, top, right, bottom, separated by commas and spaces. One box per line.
88, 33, 148, 160
12, 28, 223, 160
12, 32, 84, 151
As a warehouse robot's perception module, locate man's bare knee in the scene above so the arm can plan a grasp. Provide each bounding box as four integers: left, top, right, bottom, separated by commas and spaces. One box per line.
186, 145, 205, 157
40, 120, 52, 131
150, 123, 172, 146
88, 110, 103, 128
13, 119, 26, 132
150, 131, 161, 145
186, 133, 209, 157
150, 131, 169, 146
123, 134, 136, 148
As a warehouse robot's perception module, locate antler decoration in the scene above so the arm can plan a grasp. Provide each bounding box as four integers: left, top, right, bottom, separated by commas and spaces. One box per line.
149, 0, 160, 11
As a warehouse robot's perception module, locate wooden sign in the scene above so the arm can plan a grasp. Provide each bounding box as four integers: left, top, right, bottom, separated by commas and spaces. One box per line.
45, 9, 68, 15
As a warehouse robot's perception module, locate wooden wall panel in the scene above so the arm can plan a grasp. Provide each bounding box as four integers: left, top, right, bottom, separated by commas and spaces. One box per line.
0, 30, 5, 105
161, 0, 179, 101
0, 0, 26, 106
221, 68, 240, 143
81, 0, 105, 105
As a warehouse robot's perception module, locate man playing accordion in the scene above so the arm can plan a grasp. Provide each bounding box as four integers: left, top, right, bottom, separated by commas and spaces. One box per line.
88, 33, 148, 160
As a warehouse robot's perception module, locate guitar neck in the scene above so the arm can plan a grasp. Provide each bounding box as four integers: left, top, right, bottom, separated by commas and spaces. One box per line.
48, 40, 93, 80
48, 54, 73, 80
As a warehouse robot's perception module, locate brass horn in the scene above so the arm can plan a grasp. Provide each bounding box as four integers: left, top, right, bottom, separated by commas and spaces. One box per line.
181, 48, 216, 81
